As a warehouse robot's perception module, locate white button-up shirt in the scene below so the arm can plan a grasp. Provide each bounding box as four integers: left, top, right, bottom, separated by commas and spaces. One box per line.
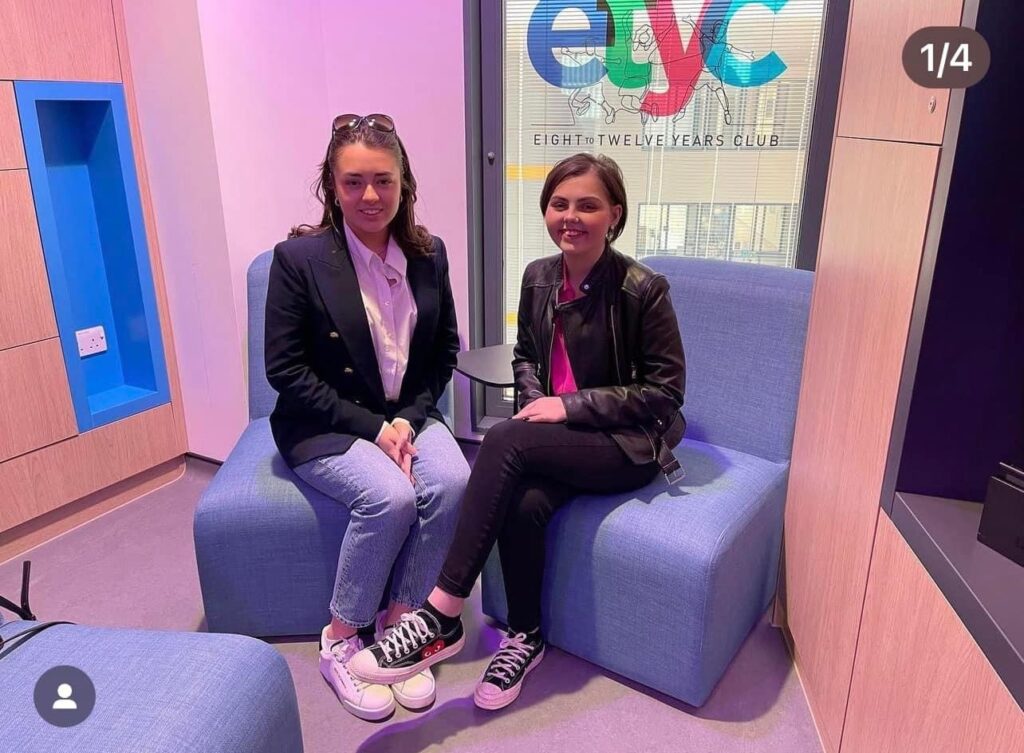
343, 221, 418, 407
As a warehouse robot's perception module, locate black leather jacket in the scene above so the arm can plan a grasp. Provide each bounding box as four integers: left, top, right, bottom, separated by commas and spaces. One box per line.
513, 247, 686, 478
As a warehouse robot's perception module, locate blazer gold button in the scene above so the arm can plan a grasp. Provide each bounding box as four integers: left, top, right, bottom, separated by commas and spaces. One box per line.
329, 331, 339, 338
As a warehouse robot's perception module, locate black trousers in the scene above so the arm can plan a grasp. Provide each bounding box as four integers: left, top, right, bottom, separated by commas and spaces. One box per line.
437, 418, 659, 633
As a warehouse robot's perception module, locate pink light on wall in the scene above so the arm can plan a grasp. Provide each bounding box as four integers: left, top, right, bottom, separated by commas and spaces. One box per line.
121, 0, 248, 460
318, 0, 470, 342
196, 0, 332, 371
124, 0, 472, 456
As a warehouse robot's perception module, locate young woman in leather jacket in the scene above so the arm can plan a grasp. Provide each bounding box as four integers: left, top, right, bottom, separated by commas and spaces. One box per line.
350, 153, 687, 711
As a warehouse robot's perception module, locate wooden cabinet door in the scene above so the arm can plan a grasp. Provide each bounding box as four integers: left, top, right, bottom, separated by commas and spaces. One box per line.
784, 137, 940, 753
837, 0, 963, 144
0, 169, 58, 350
842, 514, 1024, 753
0, 339, 77, 462
0, 0, 120, 82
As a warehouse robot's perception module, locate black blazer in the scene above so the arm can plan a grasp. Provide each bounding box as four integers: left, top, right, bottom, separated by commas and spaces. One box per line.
264, 229, 459, 467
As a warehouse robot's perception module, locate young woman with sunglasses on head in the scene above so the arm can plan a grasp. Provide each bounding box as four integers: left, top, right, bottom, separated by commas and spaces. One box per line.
350, 153, 686, 711
264, 114, 469, 720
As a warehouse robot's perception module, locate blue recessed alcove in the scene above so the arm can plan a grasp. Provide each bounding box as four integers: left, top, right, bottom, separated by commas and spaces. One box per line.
15, 81, 170, 431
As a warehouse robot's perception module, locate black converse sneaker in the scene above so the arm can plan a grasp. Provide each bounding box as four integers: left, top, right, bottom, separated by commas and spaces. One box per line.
473, 629, 545, 710
349, 608, 465, 684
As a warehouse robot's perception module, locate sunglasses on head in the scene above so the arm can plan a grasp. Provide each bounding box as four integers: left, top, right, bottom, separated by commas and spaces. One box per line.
332, 113, 396, 135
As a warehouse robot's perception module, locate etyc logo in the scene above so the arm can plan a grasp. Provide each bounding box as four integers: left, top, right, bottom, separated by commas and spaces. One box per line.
528, 0, 789, 118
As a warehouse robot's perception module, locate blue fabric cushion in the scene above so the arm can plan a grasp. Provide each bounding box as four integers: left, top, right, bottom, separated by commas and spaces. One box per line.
194, 417, 348, 636
644, 256, 812, 463
0, 621, 302, 753
482, 438, 789, 706
247, 250, 276, 422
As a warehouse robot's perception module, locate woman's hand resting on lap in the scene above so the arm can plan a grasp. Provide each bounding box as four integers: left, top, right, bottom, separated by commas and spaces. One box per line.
513, 396, 567, 423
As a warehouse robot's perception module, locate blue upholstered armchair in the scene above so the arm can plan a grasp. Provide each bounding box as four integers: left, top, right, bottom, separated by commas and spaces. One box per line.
194, 250, 453, 638
481, 256, 812, 706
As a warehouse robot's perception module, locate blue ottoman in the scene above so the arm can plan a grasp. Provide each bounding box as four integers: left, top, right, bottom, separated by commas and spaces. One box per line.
195, 251, 355, 637
195, 417, 349, 636
0, 620, 303, 752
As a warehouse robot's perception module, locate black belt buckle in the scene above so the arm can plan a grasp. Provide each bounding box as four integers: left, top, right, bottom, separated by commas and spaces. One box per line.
657, 441, 686, 484
662, 456, 686, 484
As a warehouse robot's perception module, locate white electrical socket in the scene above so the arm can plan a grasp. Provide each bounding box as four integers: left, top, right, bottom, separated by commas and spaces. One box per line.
75, 325, 108, 357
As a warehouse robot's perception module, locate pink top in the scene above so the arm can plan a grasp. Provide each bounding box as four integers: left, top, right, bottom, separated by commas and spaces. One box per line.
550, 262, 579, 396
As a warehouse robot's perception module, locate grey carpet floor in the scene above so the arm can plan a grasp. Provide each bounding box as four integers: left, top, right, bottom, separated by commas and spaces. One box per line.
0, 458, 822, 753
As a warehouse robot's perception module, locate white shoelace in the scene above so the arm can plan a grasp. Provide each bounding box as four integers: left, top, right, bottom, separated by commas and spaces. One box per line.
328, 636, 370, 689
485, 633, 535, 684
378, 612, 433, 663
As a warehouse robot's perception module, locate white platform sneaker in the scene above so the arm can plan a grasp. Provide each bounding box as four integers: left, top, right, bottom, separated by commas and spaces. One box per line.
319, 626, 395, 721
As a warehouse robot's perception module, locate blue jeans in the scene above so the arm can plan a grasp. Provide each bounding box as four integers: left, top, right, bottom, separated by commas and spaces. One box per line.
293, 419, 469, 628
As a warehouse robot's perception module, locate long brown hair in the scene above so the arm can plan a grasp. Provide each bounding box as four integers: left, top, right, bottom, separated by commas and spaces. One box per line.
289, 121, 433, 257
539, 152, 628, 242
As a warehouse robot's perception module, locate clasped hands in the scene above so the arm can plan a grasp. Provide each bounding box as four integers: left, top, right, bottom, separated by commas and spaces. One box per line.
375, 420, 417, 482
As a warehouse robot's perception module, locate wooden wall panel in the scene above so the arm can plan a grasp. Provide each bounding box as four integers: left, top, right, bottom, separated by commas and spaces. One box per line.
0, 457, 184, 564
842, 514, 1024, 753
0, 170, 58, 350
784, 138, 940, 753
837, 0, 962, 144
0, 404, 181, 531
0, 0, 120, 82
0, 339, 76, 462
0, 1, 187, 551
0, 81, 27, 170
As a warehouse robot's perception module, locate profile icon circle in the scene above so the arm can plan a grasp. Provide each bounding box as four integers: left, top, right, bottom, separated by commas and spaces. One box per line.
54, 683, 77, 709
34, 666, 96, 727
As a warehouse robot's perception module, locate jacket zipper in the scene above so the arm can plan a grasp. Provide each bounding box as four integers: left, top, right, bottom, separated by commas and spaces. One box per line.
610, 302, 623, 384
546, 297, 555, 395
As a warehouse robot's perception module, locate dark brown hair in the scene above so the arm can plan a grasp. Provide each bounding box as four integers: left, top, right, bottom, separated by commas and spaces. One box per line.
289, 121, 433, 256
539, 152, 628, 242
